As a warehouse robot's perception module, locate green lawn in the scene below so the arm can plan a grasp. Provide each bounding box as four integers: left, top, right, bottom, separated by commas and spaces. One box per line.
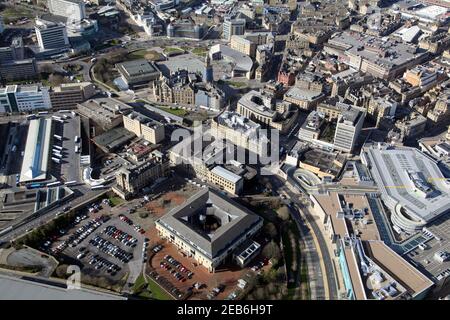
108, 196, 123, 207
1, 6, 33, 23
147, 277, 173, 300
191, 47, 208, 57
227, 81, 247, 88
163, 47, 184, 55
157, 106, 187, 117
132, 273, 147, 293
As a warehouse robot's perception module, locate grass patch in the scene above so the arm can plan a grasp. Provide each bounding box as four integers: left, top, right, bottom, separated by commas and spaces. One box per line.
191, 47, 208, 57
227, 81, 247, 88
132, 273, 147, 293
0, 263, 43, 273
157, 106, 187, 117
108, 196, 123, 207
0, 6, 33, 23
147, 276, 173, 300
163, 47, 184, 55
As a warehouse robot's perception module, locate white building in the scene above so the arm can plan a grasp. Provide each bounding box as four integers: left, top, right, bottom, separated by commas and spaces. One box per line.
47, 0, 86, 21
0, 85, 52, 113
35, 19, 69, 50
334, 106, 365, 153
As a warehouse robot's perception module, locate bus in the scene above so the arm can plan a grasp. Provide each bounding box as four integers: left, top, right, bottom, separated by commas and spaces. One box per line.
75, 146, 80, 153
65, 181, 77, 186
46, 181, 62, 187
54, 134, 62, 140
52, 116, 62, 120
26, 183, 43, 189
52, 158, 61, 164
74, 136, 80, 143
59, 110, 71, 113
91, 185, 107, 190
38, 111, 49, 115
52, 152, 62, 157
53, 145, 63, 150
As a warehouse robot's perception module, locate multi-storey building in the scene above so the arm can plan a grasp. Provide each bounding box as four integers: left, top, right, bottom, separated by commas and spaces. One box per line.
49, 82, 95, 110
35, 19, 69, 50
333, 105, 365, 153
0, 85, 51, 113
123, 111, 165, 144
0, 59, 38, 82
116, 59, 161, 89
113, 151, 169, 199
223, 17, 245, 41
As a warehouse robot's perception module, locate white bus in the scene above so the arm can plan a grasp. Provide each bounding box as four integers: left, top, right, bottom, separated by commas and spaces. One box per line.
75, 146, 80, 153
38, 111, 49, 115
47, 181, 61, 187
91, 185, 107, 190
65, 180, 77, 186
54, 134, 62, 140
52, 116, 62, 120
53, 145, 63, 150
74, 136, 80, 143
52, 158, 61, 164
59, 110, 70, 113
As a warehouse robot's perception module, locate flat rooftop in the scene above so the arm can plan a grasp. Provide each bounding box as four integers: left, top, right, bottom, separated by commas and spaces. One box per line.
0, 274, 125, 300
92, 127, 135, 152
116, 59, 159, 77
156, 188, 262, 259
19, 118, 52, 183
362, 144, 450, 223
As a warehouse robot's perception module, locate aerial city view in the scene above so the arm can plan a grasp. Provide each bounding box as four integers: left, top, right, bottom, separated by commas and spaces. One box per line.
0, 0, 450, 304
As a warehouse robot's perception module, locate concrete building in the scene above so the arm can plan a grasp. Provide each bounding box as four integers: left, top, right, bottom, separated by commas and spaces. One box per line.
116, 59, 161, 89
283, 86, 325, 111
325, 31, 428, 80
361, 143, 450, 233
113, 151, 169, 199
298, 111, 325, 142
230, 35, 256, 58
237, 90, 298, 133
211, 111, 267, 155
333, 106, 365, 153
208, 165, 244, 195
123, 111, 165, 144
48, 0, 86, 21
19, 118, 53, 183
49, 82, 95, 110
310, 191, 434, 300
0, 85, 51, 113
0, 59, 38, 82
77, 97, 133, 132
35, 19, 69, 51
155, 188, 263, 272
209, 44, 253, 79
223, 17, 246, 41
167, 20, 206, 40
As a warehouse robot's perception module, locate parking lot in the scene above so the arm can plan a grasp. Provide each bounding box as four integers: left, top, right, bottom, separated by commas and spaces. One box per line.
48, 200, 147, 290
147, 236, 253, 300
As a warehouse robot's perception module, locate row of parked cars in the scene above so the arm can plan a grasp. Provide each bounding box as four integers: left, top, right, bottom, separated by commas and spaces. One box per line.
118, 214, 145, 234
164, 255, 194, 278
160, 261, 187, 282
68, 217, 105, 248
103, 225, 138, 247
87, 253, 121, 275
89, 235, 133, 263
149, 270, 191, 300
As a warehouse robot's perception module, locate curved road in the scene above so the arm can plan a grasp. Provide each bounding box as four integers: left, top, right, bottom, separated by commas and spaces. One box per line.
271, 172, 339, 300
